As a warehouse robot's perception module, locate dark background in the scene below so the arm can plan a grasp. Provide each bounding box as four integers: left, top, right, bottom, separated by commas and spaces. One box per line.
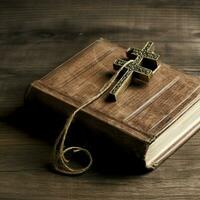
0, 0, 200, 199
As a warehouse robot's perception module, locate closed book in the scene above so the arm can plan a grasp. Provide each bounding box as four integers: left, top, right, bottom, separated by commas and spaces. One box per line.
27, 38, 200, 171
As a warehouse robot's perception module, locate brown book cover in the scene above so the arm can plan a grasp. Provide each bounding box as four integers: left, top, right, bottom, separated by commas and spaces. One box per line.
27, 38, 200, 171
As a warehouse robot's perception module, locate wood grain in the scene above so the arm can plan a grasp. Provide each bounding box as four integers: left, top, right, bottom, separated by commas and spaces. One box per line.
0, 0, 200, 199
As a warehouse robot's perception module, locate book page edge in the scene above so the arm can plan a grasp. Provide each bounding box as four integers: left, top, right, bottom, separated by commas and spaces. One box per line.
145, 98, 200, 169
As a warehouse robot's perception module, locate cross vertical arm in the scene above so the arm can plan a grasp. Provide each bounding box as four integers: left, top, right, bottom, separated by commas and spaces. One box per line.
109, 69, 133, 101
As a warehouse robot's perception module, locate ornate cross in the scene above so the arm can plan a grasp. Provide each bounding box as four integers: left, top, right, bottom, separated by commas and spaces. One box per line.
109, 41, 160, 101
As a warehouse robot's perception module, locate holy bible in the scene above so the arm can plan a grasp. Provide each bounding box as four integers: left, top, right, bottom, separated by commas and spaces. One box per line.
27, 38, 200, 172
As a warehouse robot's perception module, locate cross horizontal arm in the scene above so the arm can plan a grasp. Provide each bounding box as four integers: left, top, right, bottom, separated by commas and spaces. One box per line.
127, 48, 159, 61
113, 59, 127, 70
113, 59, 153, 81
132, 65, 153, 81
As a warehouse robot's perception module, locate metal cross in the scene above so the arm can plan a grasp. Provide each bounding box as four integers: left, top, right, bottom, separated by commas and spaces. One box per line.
109, 41, 160, 101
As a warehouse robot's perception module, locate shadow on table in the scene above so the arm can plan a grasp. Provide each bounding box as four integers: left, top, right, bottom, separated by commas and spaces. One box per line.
2, 99, 150, 177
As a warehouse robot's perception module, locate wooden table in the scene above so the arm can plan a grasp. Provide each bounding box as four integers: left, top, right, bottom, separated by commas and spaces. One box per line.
0, 1, 200, 199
